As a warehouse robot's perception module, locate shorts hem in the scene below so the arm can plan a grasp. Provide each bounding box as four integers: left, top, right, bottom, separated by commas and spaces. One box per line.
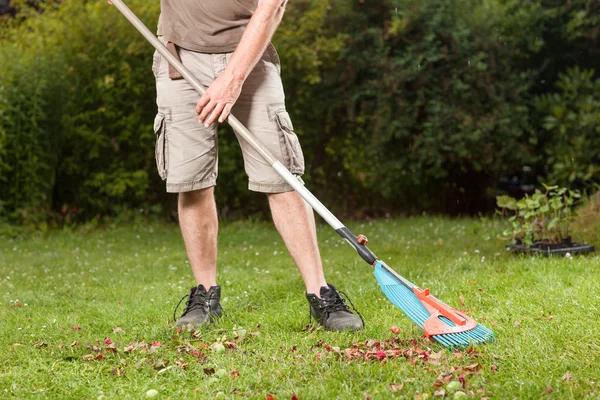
167, 177, 217, 193
249, 175, 304, 194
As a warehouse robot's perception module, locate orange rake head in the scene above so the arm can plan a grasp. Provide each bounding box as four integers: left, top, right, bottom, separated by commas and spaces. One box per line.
373, 261, 494, 348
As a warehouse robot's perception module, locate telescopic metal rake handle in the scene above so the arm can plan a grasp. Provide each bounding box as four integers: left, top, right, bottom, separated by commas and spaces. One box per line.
110, 0, 378, 265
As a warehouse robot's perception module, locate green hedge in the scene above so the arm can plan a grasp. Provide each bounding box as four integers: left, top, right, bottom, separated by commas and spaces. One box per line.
0, 0, 598, 225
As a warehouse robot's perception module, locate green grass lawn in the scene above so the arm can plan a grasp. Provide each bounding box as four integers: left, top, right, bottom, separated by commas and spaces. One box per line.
1, 217, 599, 399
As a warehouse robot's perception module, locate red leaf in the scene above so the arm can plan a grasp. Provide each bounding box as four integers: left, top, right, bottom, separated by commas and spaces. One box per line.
151, 341, 161, 347
72, 326, 82, 331
390, 326, 400, 334
546, 388, 553, 393
375, 350, 386, 360
230, 370, 240, 378
104, 338, 113, 345
266, 395, 275, 400
289, 344, 298, 352
291, 395, 299, 400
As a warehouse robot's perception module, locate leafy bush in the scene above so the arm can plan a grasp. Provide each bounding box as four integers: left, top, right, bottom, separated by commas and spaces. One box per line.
1, 0, 162, 223
1, 0, 600, 225
319, 0, 536, 213
533, 67, 600, 188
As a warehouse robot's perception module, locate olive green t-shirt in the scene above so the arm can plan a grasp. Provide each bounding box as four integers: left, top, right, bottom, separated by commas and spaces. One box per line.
158, 0, 258, 53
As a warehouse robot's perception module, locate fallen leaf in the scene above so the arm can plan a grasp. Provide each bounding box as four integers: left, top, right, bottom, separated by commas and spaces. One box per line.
562, 372, 572, 382
291, 395, 299, 400
112, 327, 124, 333
389, 383, 404, 392
70, 340, 79, 347
157, 365, 174, 374
462, 363, 482, 375
429, 350, 444, 364
546, 388, 553, 393
224, 341, 238, 349
104, 338, 113, 345
151, 341, 161, 347
266, 395, 275, 400
12, 343, 24, 347
153, 359, 168, 370
203, 367, 215, 376
458, 295, 465, 307
33, 341, 47, 348
111, 367, 125, 376
434, 389, 446, 397
72, 326, 82, 331
230, 370, 240, 378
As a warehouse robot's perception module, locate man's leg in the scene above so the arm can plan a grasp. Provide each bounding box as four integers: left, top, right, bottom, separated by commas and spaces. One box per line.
174, 187, 223, 327
267, 191, 326, 295
268, 190, 363, 331
178, 187, 218, 288
228, 46, 363, 330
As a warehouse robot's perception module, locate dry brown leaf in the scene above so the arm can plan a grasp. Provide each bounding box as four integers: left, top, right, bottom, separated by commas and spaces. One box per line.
389, 383, 404, 392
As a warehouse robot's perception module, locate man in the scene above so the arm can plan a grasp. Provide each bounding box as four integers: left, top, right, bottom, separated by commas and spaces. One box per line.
117, 0, 363, 331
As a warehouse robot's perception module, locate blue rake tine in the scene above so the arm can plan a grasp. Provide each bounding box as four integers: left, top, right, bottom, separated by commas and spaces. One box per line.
373, 261, 494, 348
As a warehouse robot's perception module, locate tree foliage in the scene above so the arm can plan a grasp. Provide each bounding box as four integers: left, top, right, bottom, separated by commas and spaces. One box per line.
0, 0, 598, 225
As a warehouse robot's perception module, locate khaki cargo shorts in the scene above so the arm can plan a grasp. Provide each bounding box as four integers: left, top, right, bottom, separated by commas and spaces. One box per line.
152, 39, 305, 193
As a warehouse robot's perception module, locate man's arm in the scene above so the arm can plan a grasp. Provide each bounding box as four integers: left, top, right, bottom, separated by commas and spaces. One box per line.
196, 0, 288, 127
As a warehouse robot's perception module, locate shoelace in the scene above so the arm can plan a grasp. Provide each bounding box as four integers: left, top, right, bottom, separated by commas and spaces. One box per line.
172, 291, 208, 322
308, 289, 365, 327
338, 289, 365, 327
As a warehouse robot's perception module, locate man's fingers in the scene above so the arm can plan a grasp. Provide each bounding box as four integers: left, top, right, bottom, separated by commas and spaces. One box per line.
195, 94, 211, 115
218, 103, 234, 124
198, 100, 217, 122
205, 103, 226, 127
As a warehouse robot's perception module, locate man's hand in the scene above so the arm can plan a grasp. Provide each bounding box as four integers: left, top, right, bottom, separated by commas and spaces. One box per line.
197, 0, 286, 128
196, 70, 243, 127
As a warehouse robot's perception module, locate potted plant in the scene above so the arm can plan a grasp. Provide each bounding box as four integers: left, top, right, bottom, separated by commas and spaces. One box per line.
496, 184, 595, 255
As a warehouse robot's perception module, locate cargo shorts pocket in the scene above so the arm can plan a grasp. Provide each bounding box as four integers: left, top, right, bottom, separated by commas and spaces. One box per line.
153, 112, 168, 180
275, 110, 304, 174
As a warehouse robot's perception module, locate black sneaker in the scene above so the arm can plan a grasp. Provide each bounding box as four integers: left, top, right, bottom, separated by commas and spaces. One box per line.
306, 284, 364, 331
174, 285, 223, 328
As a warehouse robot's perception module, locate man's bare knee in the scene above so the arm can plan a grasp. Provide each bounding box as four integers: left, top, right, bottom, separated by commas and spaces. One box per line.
179, 187, 215, 207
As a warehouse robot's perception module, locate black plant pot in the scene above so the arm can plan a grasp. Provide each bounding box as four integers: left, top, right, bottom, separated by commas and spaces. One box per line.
506, 237, 595, 256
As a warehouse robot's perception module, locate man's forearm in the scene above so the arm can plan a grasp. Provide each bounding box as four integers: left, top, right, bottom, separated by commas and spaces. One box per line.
226, 0, 287, 83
